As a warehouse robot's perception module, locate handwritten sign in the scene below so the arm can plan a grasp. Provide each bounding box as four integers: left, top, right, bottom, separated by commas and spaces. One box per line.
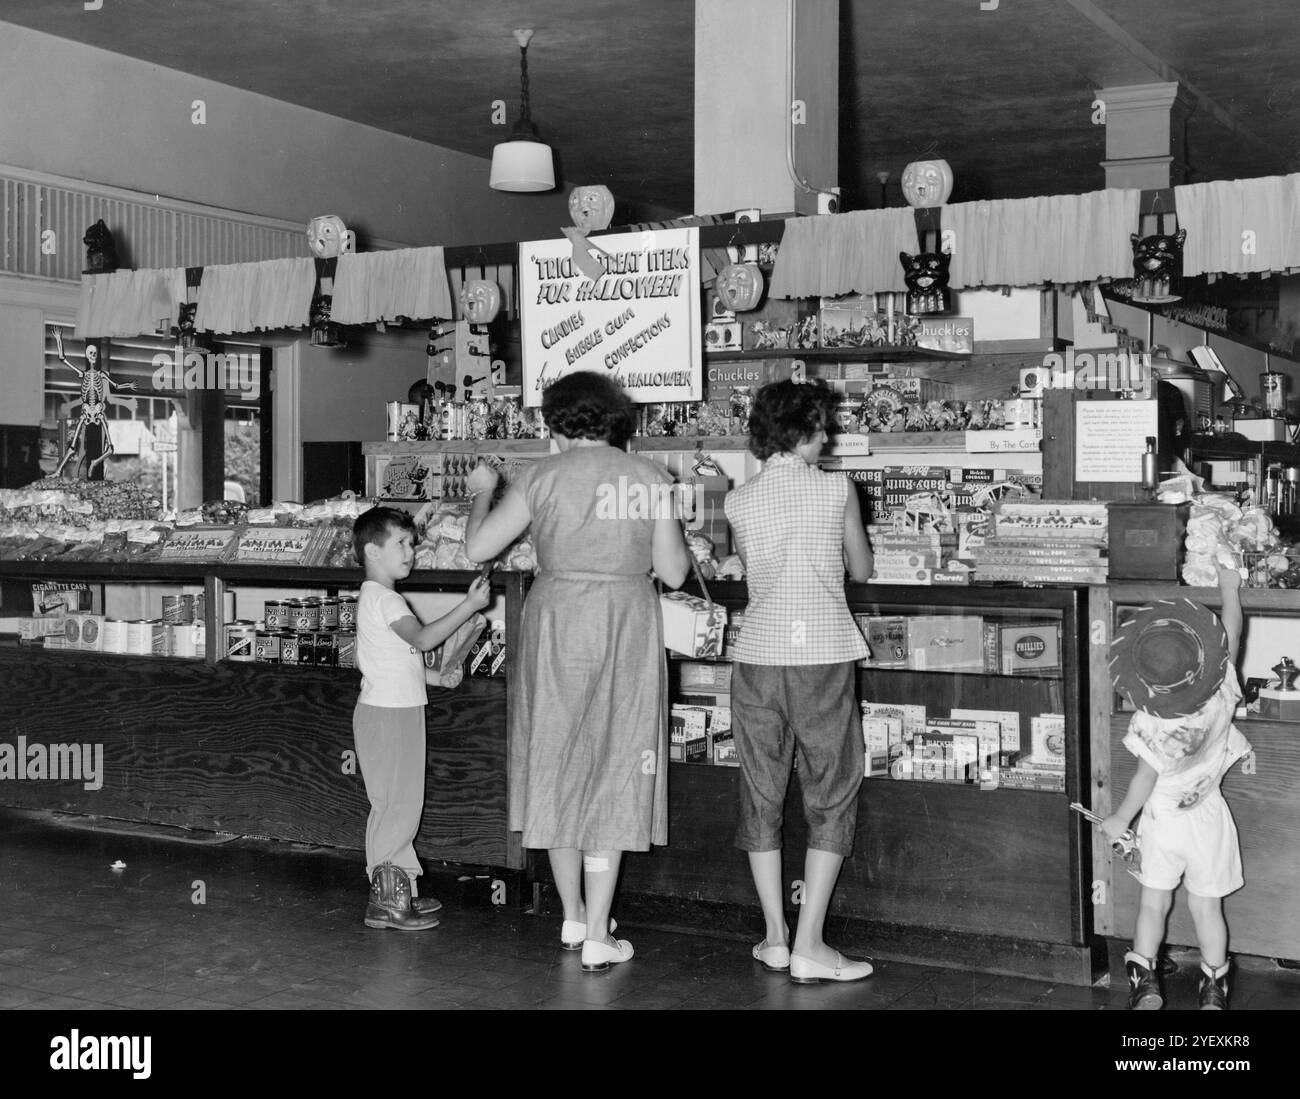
519, 227, 702, 406
158, 528, 238, 562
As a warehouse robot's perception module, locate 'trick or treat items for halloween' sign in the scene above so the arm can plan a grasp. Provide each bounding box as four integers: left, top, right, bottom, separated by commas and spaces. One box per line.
518, 227, 703, 406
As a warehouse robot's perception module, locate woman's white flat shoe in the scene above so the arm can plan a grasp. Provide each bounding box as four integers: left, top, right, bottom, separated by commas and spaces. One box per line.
752, 940, 791, 972
561, 917, 617, 950
789, 951, 873, 984
580, 937, 634, 972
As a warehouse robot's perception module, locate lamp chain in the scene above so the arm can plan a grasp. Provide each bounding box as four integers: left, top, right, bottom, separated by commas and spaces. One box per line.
518, 44, 531, 124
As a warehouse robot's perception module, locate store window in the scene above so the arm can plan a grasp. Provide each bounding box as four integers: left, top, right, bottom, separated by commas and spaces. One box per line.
43, 324, 270, 509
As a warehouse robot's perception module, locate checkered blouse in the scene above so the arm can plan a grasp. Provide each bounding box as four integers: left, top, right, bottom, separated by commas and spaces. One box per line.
724, 453, 869, 665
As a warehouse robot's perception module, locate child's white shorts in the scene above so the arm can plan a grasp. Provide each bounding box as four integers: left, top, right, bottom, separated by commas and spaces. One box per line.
1136, 793, 1243, 897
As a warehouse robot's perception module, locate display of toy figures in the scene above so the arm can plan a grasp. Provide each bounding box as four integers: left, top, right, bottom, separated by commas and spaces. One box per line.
83, 219, 119, 275
50, 330, 138, 479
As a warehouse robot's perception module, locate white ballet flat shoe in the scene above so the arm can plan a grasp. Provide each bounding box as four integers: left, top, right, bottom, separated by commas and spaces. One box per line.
752, 940, 791, 972
580, 937, 634, 972
789, 951, 874, 984
561, 917, 617, 950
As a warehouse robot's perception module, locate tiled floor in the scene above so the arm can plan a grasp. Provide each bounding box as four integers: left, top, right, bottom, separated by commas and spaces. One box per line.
1, 808, 1297, 1012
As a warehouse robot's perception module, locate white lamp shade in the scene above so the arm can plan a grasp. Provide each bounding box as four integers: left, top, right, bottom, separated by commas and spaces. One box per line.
490, 140, 555, 192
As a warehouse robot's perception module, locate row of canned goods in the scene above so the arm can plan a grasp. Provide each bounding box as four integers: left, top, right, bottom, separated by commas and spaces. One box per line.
225, 622, 356, 667
262, 596, 357, 633
160, 594, 206, 624
96, 618, 206, 658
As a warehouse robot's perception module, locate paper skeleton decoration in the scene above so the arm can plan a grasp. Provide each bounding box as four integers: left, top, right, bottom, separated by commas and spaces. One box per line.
51, 330, 138, 478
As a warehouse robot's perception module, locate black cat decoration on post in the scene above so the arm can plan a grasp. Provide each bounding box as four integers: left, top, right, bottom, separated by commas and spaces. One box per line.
1130, 227, 1186, 304
83, 219, 119, 275
899, 250, 952, 315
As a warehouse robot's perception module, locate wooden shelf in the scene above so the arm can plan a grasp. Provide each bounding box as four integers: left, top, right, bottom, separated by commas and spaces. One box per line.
0, 561, 521, 592
631, 435, 752, 451
1189, 432, 1300, 463
363, 439, 550, 456
704, 345, 969, 363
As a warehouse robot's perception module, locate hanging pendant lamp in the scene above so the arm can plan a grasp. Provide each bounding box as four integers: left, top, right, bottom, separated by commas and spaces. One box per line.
490, 29, 555, 192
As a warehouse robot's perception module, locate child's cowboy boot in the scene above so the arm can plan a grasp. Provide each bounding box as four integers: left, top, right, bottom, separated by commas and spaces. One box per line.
1198, 959, 1230, 1010
1125, 950, 1163, 1010
365, 863, 439, 931
405, 870, 443, 916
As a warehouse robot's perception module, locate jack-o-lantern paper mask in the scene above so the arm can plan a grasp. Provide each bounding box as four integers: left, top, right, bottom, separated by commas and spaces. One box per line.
900, 160, 954, 208
460, 280, 502, 325
568, 186, 615, 232
715, 263, 764, 313
307, 215, 357, 259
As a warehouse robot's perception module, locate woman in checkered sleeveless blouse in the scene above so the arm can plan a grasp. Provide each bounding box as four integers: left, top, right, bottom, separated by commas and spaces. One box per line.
725, 379, 876, 984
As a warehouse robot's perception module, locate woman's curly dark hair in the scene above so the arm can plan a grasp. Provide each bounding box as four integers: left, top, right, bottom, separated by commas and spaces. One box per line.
541, 371, 635, 447
746, 378, 838, 459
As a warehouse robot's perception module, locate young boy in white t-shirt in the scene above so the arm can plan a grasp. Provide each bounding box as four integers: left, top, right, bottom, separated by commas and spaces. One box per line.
352, 506, 491, 931
1104, 565, 1250, 1009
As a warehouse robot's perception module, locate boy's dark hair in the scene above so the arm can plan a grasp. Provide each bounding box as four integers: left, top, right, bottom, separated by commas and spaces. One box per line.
353, 506, 416, 566
747, 379, 838, 459
541, 371, 635, 448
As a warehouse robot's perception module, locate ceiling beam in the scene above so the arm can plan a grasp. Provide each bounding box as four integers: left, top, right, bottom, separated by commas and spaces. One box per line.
1062, 0, 1278, 162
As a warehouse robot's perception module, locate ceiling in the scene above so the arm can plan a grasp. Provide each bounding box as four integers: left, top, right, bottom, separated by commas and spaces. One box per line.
4, 0, 1298, 215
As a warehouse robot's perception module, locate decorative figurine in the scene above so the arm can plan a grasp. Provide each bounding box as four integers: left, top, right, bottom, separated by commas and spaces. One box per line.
1272, 656, 1299, 692
50, 329, 137, 478
1129, 227, 1186, 304
83, 219, 119, 275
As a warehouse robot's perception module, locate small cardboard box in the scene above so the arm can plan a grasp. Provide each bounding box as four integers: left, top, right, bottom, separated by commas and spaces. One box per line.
681, 662, 732, 691
999, 623, 1061, 674
662, 591, 727, 658
1258, 689, 1300, 722
1233, 418, 1288, 442
1107, 502, 1188, 580
907, 615, 985, 672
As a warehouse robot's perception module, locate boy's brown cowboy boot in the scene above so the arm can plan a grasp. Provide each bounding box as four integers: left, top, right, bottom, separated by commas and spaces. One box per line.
1198, 959, 1230, 1010
1125, 950, 1163, 1010
364, 863, 439, 931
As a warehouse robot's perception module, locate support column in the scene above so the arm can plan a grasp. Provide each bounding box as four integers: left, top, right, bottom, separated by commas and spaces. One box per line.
694, 0, 839, 216
1095, 81, 1192, 189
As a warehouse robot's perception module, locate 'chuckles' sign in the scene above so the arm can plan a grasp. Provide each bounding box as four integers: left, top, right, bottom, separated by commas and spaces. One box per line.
519, 227, 703, 406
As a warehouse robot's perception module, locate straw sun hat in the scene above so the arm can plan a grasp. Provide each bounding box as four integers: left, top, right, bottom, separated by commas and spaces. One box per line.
1109, 598, 1229, 719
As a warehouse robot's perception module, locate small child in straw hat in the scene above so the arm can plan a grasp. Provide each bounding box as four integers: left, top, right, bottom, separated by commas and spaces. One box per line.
1104, 565, 1251, 1010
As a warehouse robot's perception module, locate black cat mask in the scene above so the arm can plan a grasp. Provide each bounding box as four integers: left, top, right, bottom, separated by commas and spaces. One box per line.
1130, 228, 1186, 304
899, 250, 952, 315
